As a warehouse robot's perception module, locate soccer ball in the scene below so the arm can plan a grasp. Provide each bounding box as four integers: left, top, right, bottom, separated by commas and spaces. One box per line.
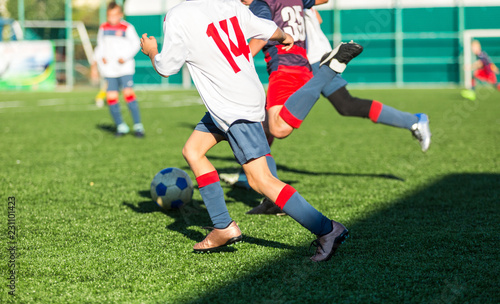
150, 167, 194, 210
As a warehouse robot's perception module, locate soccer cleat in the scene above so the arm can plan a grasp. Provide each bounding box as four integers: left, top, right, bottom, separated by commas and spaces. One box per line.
411, 113, 431, 152
246, 197, 286, 215
219, 172, 240, 186
320, 41, 363, 73
133, 123, 145, 138
220, 170, 251, 190
95, 98, 104, 108
115, 123, 130, 137
193, 221, 242, 252
310, 220, 349, 262
461, 89, 476, 101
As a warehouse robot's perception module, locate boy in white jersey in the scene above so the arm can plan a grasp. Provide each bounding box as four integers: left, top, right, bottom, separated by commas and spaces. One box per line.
95, 2, 144, 137
141, 0, 349, 262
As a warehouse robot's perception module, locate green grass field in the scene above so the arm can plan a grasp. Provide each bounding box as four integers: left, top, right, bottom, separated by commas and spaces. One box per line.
1, 87, 499, 303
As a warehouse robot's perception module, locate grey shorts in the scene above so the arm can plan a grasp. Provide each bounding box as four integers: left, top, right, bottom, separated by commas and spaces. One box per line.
195, 112, 271, 165
106, 75, 134, 91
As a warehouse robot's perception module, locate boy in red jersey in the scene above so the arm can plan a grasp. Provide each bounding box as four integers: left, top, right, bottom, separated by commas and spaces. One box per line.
462, 40, 500, 101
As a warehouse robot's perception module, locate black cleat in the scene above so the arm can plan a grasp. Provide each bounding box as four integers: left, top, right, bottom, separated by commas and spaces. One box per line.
134, 131, 145, 138
310, 220, 349, 262
246, 197, 286, 215
320, 41, 363, 73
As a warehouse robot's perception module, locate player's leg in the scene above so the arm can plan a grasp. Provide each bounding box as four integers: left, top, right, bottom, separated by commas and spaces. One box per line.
486, 72, 500, 91
121, 75, 144, 137
327, 87, 431, 151
268, 42, 363, 138
226, 121, 348, 262
462, 70, 483, 100
184, 113, 241, 251
105, 77, 129, 136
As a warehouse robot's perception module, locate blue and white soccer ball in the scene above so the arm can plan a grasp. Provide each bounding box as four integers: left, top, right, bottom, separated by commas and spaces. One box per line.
150, 167, 194, 210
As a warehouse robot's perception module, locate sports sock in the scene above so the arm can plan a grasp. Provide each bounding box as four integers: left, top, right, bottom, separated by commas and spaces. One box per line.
370, 101, 418, 130
125, 95, 141, 124
197, 171, 232, 229
107, 99, 123, 125
279, 66, 338, 128
275, 185, 332, 236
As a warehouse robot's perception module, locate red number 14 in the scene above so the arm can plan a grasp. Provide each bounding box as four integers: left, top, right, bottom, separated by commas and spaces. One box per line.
206, 16, 250, 73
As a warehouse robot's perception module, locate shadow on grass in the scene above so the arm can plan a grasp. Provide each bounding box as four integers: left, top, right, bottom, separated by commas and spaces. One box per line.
185, 173, 500, 303
124, 190, 300, 252
206, 155, 405, 181
96, 123, 116, 135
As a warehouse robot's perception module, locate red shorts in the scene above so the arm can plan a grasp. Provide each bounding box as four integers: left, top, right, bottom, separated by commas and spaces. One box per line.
474, 69, 497, 84
266, 68, 313, 110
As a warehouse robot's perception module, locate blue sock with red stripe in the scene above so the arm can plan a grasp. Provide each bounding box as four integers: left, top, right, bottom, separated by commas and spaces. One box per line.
369, 101, 418, 130
280, 66, 338, 129
276, 185, 332, 236
125, 94, 141, 124
107, 99, 123, 125
197, 171, 232, 229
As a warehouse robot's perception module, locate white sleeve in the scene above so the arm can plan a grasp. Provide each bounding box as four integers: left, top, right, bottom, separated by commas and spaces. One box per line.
122, 24, 141, 61
237, 3, 277, 41
153, 12, 188, 76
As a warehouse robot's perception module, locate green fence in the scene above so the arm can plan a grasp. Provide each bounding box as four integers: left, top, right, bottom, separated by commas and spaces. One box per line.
129, 5, 500, 87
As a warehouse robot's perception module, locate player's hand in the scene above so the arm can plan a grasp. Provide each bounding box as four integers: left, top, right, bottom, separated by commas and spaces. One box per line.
141, 33, 158, 56
102, 58, 107, 64
281, 33, 294, 51
118, 58, 125, 64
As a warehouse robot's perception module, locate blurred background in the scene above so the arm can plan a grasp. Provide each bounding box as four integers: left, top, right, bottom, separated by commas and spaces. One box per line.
0, 0, 499, 91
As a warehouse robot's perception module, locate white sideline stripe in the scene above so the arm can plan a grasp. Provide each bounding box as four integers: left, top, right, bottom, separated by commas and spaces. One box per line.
0, 101, 23, 108
37, 99, 67, 106
0, 97, 203, 113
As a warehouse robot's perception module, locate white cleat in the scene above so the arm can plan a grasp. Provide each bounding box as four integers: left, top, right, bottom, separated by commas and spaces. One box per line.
219, 172, 239, 186
411, 113, 431, 152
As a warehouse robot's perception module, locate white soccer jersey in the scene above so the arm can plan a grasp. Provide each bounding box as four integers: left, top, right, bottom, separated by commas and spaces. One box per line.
154, 0, 278, 131
304, 8, 332, 64
95, 20, 141, 78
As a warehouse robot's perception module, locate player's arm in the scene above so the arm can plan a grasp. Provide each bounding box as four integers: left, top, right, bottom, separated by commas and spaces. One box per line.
472, 60, 483, 70
314, 8, 323, 24
140, 33, 169, 78
249, 27, 294, 56
270, 28, 294, 51
249, 39, 267, 57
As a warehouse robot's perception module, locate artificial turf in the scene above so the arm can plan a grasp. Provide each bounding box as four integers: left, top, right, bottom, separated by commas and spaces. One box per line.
1, 87, 499, 303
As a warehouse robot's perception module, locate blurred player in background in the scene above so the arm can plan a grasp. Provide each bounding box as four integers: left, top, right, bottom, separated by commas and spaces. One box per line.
95, 2, 144, 137
141, 0, 357, 261
461, 40, 500, 101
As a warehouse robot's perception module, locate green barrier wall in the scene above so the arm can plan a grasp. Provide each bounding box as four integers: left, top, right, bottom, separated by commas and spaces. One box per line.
129, 6, 500, 87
